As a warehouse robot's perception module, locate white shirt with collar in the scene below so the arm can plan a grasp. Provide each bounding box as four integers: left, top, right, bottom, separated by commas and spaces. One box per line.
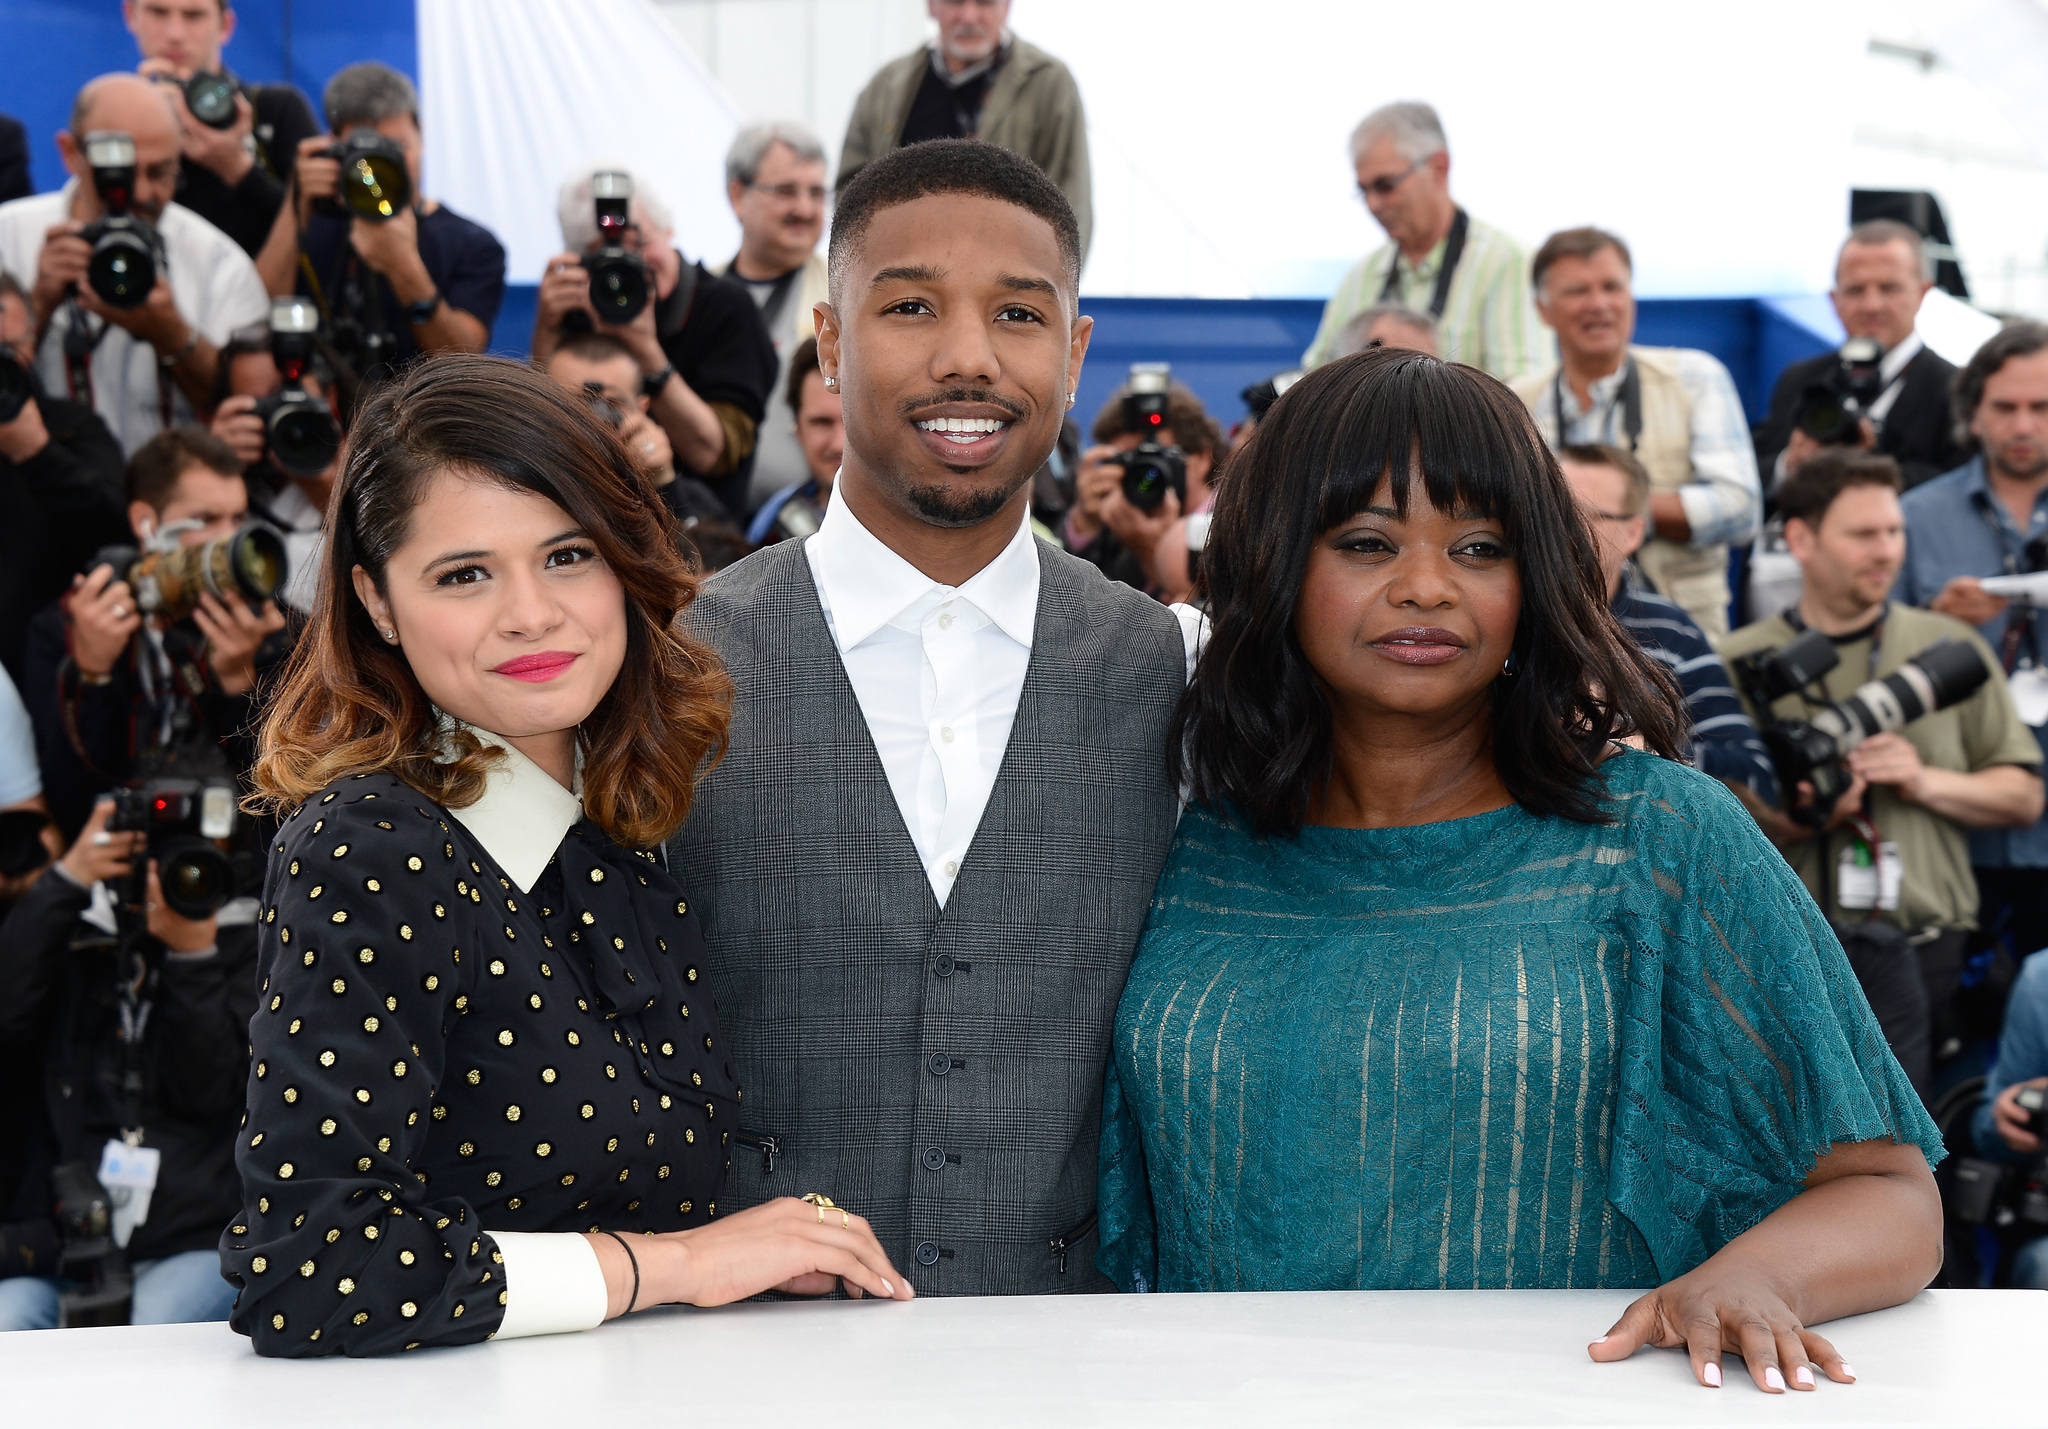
0, 183, 269, 455
804, 490, 1203, 907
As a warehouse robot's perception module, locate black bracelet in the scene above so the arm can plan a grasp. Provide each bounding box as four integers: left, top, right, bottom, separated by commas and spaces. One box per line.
600, 1229, 641, 1313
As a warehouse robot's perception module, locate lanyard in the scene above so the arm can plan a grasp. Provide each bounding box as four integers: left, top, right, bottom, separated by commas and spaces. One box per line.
1379, 207, 1468, 320
1552, 355, 1642, 453
59, 294, 174, 430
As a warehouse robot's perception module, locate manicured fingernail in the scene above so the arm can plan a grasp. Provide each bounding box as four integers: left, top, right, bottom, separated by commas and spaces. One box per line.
1839, 1364, 1856, 1380
881, 1280, 893, 1295
1703, 1363, 1721, 1388
1795, 1366, 1814, 1387
1765, 1367, 1786, 1392
1591, 1335, 1608, 1345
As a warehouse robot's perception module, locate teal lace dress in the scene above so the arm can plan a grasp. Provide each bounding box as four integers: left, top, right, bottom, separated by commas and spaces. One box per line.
1096, 750, 1942, 1294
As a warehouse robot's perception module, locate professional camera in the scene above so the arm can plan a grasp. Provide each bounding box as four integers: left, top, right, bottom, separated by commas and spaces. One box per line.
1241, 369, 1301, 423
0, 347, 32, 425
90, 520, 288, 625
1730, 627, 1990, 823
577, 171, 650, 326
106, 778, 239, 921
181, 70, 240, 130
49, 1160, 131, 1327
78, 132, 166, 310
1113, 363, 1186, 512
253, 297, 342, 478
315, 128, 412, 223
2020, 1084, 2048, 1137
1793, 337, 1886, 446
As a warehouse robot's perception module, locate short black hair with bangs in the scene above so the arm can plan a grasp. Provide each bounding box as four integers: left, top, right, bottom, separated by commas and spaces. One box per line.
1173, 348, 1688, 835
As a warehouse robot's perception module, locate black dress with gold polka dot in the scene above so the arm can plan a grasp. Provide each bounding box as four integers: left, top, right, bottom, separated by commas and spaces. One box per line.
220, 774, 740, 1356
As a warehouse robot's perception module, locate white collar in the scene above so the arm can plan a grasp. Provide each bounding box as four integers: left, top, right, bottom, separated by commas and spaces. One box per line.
804, 487, 1040, 653
443, 724, 583, 894
1880, 332, 1924, 384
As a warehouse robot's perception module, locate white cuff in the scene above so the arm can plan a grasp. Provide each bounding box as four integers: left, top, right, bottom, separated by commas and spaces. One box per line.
490, 1231, 609, 1339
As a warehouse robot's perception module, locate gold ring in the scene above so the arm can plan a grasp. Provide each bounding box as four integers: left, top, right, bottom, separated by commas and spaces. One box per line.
801, 1192, 847, 1228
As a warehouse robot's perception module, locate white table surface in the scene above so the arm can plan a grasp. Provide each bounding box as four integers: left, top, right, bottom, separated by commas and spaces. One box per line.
2, 1287, 2037, 1427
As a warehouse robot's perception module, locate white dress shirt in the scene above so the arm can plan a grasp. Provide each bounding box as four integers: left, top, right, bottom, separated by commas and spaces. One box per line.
805, 493, 1203, 907
0, 184, 269, 455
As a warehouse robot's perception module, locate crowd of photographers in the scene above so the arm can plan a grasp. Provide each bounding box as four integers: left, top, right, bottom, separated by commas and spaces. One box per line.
0, 0, 2045, 1324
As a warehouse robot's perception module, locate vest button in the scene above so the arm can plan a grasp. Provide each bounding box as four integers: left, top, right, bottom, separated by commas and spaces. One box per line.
933, 954, 955, 977
926, 1052, 952, 1076
915, 1241, 940, 1266
921, 1145, 946, 1171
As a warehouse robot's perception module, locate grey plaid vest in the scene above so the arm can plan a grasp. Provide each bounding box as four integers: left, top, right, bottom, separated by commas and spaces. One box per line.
668, 536, 1184, 1294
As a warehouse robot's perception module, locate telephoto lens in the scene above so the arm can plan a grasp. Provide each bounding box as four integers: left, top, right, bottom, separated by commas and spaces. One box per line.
321, 129, 412, 222
579, 170, 650, 324
0, 348, 33, 425
182, 71, 239, 129
90, 522, 289, 623
1803, 639, 1990, 759
79, 132, 164, 310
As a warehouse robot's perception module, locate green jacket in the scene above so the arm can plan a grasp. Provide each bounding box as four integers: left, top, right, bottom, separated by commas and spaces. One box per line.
835, 36, 1092, 260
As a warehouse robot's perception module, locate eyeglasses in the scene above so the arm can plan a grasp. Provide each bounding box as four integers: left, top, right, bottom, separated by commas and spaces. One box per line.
1356, 158, 1424, 201
749, 182, 828, 205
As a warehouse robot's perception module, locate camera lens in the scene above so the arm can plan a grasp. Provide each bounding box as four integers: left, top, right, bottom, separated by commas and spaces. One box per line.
183, 73, 238, 129
584, 250, 650, 325
338, 144, 412, 222
266, 396, 342, 477
87, 225, 157, 309
154, 835, 235, 920
0, 350, 31, 425
229, 525, 288, 604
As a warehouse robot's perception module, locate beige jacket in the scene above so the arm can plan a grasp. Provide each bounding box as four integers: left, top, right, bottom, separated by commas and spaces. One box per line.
836, 36, 1093, 260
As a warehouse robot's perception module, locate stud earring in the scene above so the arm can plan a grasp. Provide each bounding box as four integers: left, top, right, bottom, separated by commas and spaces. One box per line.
381, 628, 397, 642
1500, 651, 1519, 678
1066, 390, 1076, 407
822, 375, 838, 390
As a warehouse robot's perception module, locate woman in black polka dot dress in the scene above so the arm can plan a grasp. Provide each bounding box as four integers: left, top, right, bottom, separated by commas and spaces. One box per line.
222, 358, 909, 1358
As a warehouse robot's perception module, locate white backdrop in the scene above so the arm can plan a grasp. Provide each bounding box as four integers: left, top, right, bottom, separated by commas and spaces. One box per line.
420, 0, 744, 286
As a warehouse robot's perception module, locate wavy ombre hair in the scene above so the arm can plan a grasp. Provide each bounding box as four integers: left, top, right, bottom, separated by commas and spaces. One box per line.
250, 355, 729, 848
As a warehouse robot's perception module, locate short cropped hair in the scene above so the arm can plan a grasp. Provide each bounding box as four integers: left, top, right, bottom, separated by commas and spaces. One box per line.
548, 330, 640, 373
324, 62, 418, 132
1532, 227, 1632, 294
1952, 320, 2048, 451
726, 121, 826, 188
1349, 101, 1447, 164
1088, 381, 1223, 459
1839, 219, 1928, 284
557, 163, 674, 251
1332, 303, 1436, 358
828, 140, 1082, 315
1558, 442, 1651, 516
1777, 449, 1902, 530
786, 336, 821, 416
126, 426, 244, 511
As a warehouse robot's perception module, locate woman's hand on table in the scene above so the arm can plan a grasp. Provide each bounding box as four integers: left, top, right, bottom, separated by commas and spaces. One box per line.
1588, 1267, 1851, 1393
584, 1196, 914, 1318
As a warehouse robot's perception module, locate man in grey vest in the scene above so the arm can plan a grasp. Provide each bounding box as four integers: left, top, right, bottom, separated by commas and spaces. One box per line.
670, 139, 1197, 1295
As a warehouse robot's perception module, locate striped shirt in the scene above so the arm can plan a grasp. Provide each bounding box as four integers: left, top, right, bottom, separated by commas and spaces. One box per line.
1524, 346, 1762, 551
1614, 574, 1781, 808
1302, 212, 1544, 380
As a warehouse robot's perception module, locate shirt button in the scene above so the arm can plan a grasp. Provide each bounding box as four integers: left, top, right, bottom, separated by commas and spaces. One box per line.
915, 1241, 940, 1266
933, 954, 955, 977
942, 859, 958, 878
939, 726, 955, 743
921, 1146, 946, 1171
937, 612, 954, 630
926, 1052, 952, 1076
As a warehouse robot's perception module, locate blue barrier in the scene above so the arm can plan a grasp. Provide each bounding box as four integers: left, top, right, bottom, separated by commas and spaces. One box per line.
490, 287, 1837, 431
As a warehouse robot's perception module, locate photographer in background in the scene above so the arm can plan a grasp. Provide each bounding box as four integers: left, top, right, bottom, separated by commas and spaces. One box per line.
125, 0, 320, 258
1755, 222, 1964, 493
1722, 451, 2042, 1066
0, 794, 255, 1330
0, 114, 29, 205
533, 163, 776, 520
1972, 946, 2048, 1288
0, 272, 132, 685
1064, 377, 1221, 598
262, 63, 502, 379
1512, 226, 1760, 639
0, 74, 268, 455
20, 427, 283, 839
747, 336, 843, 545
721, 121, 832, 511
1556, 443, 1779, 809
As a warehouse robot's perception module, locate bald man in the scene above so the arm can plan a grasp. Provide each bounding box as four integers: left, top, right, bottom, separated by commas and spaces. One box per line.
0, 73, 267, 454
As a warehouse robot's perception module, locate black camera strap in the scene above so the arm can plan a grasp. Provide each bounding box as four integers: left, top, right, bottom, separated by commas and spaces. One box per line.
1378, 207, 1468, 320
1974, 491, 2042, 674
1783, 602, 1886, 683
1550, 354, 1642, 453
60, 295, 109, 409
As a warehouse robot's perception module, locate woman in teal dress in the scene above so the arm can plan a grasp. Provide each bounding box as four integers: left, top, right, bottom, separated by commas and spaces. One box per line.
1098, 349, 1945, 1394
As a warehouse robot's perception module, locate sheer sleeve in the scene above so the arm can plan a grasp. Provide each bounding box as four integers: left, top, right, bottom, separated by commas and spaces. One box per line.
1094, 1049, 1159, 1293
1605, 760, 1944, 1281
221, 782, 506, 1356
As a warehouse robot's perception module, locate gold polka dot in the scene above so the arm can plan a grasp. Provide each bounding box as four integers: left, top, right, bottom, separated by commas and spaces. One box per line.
660, 1095, 672, 1110
376, 1137, 391, 1152
354, 1088, 371, 1103
503, 925, 514, 939
407, 856, 422, 872
365, 879, 381, 893
392, 1060, 407, 1076
330, 911, 348, 924
309, 884, 323, 899
338, 1276, 356, 1294
399, 1250, 415, 1265
498, 1029, 514, 1047
466, 1070, 481, 1085
498, 1290, 509, 1305
280, 927, 290, 944
399, 924, 414, 941
251, 1255, 268, 1273
678, 1201, 692, 1214
332, 844, 349, 858
283, 1087, 298, 1103
330, 978, 346, 995
298, 1260, 315, 1278
536, 1142, 552, 1157
675, 901, 686, 915
384, 995, 397, 1012
289, 860, 300, 875
320, 1119, 336, 1135
269, 995, 282, 1011
423, 974, 439, 992
605, 1137, 618, 1152
319, 1050, 335, 1067
685, 1128, 695, 1143
483, 1173, 500, 1188
459, 1141, 475, 1156
453, 1303, 465, 1318
356, 1157, 372, 1171
352, 1311, 369, 1326
539, 963, 552, 978
325, 1228, 340, 1243
301, 951, 315, 967
589, 868, 605, 883
277, 1163, 294, 1179
357, 948, 374, 964
258, 1197, 269, 1213
541, 1067, 557, 1083
256, 1061, 268, 1078
488, 960, 505, 976
506, 1198, 522, 1211
288, 1018, 301, 1034
363, 1016, 380, 1033
434, 905, 446, 919
580, 1103, 594, 1119
251, 1132, 265, 1148
529, 994, 542, 1010
566, 1030, 580, 1046
271, 1313, 285, 1331
505, 1104, 522, 1122
580, 911, 595, 926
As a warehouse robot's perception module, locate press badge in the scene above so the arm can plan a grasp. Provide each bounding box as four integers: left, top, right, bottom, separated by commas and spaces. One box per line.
98, 1139, 161, 1249
2008, 665, 2048, 728
1837, 841, 1902, 912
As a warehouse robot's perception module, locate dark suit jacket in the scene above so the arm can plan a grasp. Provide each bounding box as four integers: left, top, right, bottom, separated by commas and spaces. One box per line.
1754, 344, 1965, 493
0, 114, 30, 205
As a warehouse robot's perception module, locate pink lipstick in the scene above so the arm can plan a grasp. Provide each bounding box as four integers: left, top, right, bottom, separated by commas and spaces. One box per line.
1368, 626, 1468, 666
490, 651, 579, 683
